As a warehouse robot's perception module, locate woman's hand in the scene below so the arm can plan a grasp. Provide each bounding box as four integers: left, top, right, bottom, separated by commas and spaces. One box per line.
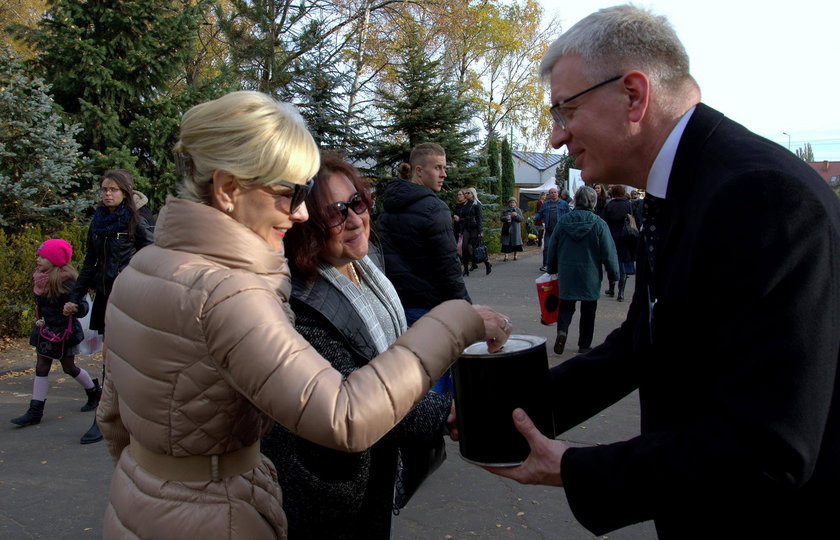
63, 302, 78, 316
471, 305, 512, 353
453, 214, 460, 221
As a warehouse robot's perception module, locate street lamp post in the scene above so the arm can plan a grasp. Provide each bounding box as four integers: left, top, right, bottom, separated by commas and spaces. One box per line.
782, 131, 791, 151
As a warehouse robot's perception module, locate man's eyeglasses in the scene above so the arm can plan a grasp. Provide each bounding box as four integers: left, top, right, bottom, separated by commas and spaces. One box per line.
325, 192, 368, 228
100, 187, 122, 195
267, 179, 313, 213
549, 75, 622, 130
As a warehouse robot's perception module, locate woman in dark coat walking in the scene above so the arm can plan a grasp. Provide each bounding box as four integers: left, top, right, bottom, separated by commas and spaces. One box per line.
602, 184, 635, 301
500, 197, 524, 261
453, 189, 466, 240
457, 188, 491, 276
63, 169, 153, 444
66, 170, 154, 332
593, 183, 609, 218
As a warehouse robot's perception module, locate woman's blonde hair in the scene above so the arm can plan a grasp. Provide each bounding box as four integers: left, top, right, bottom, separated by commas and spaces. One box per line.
173, 91, 320, 204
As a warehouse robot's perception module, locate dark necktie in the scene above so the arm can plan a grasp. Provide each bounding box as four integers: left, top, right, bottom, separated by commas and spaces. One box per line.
642, 194, 664, 339
642, 194, 664, 273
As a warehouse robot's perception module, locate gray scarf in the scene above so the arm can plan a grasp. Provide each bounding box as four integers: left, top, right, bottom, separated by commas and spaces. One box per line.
317, 256, 407, 354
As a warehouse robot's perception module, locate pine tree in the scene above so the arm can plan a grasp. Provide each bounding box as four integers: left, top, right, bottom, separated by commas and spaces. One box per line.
14, 0, 214, 207
374, 26, 478, 174
281, 20, 360, 153
0, 46, 91, 233
500, 137, 515, 204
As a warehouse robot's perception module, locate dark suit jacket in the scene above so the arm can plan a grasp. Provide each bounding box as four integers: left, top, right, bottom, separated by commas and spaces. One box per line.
551, 104, 840, 538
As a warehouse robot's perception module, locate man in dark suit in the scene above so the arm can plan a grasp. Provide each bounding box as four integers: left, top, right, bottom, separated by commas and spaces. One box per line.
482, 5, 839, 538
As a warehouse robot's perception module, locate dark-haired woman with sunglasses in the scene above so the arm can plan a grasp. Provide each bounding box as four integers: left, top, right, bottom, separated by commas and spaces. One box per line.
96, 93, 511, 539
262, 151, 456, 539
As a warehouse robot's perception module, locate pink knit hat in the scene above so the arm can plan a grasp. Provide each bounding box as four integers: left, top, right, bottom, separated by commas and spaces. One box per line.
37, 239, 72, 267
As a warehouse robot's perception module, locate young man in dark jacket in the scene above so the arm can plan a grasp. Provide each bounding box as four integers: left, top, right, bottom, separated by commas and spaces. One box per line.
378, 143, 470, 326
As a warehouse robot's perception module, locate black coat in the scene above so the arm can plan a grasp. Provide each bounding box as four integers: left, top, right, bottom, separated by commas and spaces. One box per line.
29, 280, 89, 354
457, 200, 482, 240
70, 212, 153, 332
377, 179, 470, 309
603, 197, 635, 262
261, 254, 451, 539
552, 104, 840, 538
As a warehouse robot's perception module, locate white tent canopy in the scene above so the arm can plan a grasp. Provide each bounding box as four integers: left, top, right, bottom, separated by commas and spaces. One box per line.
519, 177, 558, 193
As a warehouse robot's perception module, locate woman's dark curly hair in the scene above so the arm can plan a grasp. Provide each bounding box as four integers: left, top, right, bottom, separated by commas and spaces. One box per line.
284, 151, 373, 281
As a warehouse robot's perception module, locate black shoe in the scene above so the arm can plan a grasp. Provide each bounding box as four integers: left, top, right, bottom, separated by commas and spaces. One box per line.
80, 419, 103, 444
540, 266, 547, 272
470, 264, 479, 271
485, 262, 492, 276
554, 332, 567, 355
11, 399, 45, 427
81, 378, 102, 412
616, 295, 624, 302
604, 289, 615, 297
578, 347, 593, 354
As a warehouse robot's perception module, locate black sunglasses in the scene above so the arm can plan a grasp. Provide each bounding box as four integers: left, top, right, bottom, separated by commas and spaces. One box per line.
325, 192, 368, 228
271, 179, 313, 213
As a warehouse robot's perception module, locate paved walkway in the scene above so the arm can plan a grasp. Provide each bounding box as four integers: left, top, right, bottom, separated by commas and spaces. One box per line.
0, 246, 656, 539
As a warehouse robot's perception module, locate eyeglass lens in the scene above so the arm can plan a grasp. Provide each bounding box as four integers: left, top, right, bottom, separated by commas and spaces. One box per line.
275, 179, 313, 213
326, 193, 368, 227
100, 187, 121, 194
550, 75, 622, 128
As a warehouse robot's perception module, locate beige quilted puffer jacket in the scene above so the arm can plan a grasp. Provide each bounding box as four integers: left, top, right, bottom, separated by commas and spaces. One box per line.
98, 197, 483, 539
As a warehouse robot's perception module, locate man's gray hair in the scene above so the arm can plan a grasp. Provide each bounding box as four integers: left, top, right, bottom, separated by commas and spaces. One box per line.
574, 185, 597, 210
539, 4, 695, 92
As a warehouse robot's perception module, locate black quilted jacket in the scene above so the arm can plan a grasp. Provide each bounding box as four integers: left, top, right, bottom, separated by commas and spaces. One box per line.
262, 256, 450, 539
377, 179, 469, 309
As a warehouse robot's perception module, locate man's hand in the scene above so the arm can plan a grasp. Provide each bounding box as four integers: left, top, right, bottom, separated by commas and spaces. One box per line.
482, 408, 567, 487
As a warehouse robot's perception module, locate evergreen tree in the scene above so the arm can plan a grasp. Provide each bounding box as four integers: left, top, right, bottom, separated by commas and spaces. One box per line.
486, 137, 500, 195
556, 152, 574, 193
795, 142, 814, 161
14, 0, 215, 207
500, 137, 515, 204
374, 25, 478, 175
281, 20, 361, 153
0, 46, 91, 233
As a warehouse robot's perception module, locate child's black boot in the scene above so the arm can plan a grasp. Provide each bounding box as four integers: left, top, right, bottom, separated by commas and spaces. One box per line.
81, 378, 102, 412
11, 399, 45, 426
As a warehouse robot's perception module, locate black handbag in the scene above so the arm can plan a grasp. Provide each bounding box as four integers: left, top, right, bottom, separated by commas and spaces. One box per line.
393, 434, 447, 511
621, 213, 640, 240
473, 238, 489, 264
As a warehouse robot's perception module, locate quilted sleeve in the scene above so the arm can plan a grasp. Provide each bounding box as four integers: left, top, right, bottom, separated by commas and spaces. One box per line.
203, 282, 483, 452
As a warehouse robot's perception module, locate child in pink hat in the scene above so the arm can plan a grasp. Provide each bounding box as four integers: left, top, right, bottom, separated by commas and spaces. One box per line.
9, 239, 101, 427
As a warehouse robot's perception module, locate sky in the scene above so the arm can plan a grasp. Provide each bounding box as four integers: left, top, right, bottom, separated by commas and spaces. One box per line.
537, 0, 840, 160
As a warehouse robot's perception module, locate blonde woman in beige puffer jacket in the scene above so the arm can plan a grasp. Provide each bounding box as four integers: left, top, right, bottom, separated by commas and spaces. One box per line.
97, 91, 512, 539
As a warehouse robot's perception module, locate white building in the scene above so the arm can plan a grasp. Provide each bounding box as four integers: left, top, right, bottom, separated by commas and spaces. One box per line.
512, 150, 566, 187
